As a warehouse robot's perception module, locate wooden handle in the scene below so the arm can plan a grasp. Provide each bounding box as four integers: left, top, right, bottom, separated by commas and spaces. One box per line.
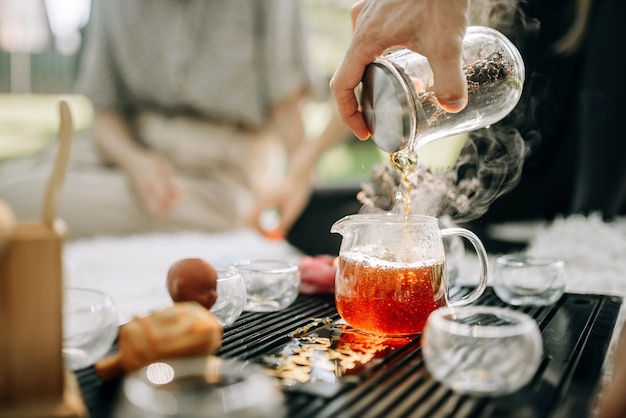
41, 100, 73, 226
0, 200, 15, 255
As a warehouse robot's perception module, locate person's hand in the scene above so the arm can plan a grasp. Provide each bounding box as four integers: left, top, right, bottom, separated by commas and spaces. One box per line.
125, 151, 182, 218
249, 176, 313, 240
597, 324, 626, 417
330, 0, 470, 140
91, 111, 182, 218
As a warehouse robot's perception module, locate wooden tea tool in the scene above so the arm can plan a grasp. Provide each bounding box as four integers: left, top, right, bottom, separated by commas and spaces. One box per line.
0, 100, 86, 417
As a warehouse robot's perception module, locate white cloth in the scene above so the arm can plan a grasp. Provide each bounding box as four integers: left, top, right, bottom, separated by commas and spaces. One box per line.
64, 228, 303, 324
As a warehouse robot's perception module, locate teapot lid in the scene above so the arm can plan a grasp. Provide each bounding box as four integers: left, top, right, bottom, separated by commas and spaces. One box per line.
360, 61, 415, 153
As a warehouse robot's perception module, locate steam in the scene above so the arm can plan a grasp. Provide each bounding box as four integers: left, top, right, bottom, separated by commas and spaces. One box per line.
357, 65, 540, 223
469, 0, 521, 37
443, 125, 527, 222
468, 0, 541, 49
357, 123, 529, 223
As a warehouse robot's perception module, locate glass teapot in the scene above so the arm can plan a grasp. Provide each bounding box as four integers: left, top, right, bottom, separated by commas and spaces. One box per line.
331, 213, 488, 337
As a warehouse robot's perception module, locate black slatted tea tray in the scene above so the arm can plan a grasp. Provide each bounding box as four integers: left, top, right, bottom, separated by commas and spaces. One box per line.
75, 288, 622, 418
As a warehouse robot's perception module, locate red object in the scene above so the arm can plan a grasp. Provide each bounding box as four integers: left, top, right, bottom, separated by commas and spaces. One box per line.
299, 254, 337, 294
167, 258, 218, 310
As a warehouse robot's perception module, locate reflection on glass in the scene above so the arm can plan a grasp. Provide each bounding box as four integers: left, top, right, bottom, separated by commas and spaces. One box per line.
117, 356, 286, 418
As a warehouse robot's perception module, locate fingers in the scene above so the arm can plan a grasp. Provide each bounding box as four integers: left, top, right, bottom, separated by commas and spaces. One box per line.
161, 180, 182, 213
350, 0, 365, 30
330, 41, 379, 141
248, 196, 272, 235
332, 0, 471, 134
248, 196, 284, 240
331, 1, 388, 140
142, 179, 181, 218
328, 82, 370, 141
428, 40, 468, 113
134, 156, 182, 218
329, 62, 369, 140
248, 187, 311, 241
275, 196, 307, 237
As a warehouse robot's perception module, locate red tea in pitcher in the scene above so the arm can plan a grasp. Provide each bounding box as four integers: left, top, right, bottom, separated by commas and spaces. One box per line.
335, 253, 446, 336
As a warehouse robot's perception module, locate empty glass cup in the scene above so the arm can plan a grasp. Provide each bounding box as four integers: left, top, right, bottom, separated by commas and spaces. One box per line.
117, 356, 286, 417
210, 268, 247, 326
232, 260, 300, 312
493, 254, 566, 306
422, 306, 543, 396
62, 287, 118, 370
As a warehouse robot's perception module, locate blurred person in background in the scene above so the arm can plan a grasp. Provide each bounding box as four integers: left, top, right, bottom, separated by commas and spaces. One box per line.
0, 0, 350, 239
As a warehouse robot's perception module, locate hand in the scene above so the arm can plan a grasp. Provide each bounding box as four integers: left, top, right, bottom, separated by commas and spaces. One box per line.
91, 111, 182, 218
330, 0, 470, 140
598, 324, 626, 417
125, 151, 182, 218
249, 176, 313, 240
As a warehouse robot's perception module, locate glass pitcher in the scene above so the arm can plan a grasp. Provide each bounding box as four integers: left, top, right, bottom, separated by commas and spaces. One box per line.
360, 25, 525, 154
331, 213, 488, 337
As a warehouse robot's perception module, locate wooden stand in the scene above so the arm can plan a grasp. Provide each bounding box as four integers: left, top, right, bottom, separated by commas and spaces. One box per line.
0, 222, 86, 417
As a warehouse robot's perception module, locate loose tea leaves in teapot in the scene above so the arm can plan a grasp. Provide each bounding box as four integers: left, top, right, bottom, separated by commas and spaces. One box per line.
417, 51, 520, 129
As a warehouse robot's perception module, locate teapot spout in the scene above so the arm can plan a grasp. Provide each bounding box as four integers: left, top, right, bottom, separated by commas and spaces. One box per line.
330, 215, 357, 237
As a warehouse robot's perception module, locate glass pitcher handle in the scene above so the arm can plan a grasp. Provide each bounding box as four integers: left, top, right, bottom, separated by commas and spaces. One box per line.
441, 228, 489, 306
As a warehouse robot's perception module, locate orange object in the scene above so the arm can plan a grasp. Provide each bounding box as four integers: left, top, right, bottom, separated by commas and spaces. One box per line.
264, 229, 285, 241
95, 302, 223, 381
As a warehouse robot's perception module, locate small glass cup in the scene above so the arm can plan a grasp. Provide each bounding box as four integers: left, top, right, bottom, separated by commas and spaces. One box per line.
210, 268, 247, 326
117, 356, 286, 417
62, 287, 118, 371
493, 254, 566, 306
232, 259, 300, 312
422, 306, 543, 396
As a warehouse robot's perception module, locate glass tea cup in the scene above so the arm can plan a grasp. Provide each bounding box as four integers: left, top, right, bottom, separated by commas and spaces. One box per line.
62, 287, 118, 370
232, 259, 300, 312
331, 213, 489, 337
493, 254, 566, 306
422, 306, 543, 396
117, 356, 286, 417
210, 268, 247, 326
